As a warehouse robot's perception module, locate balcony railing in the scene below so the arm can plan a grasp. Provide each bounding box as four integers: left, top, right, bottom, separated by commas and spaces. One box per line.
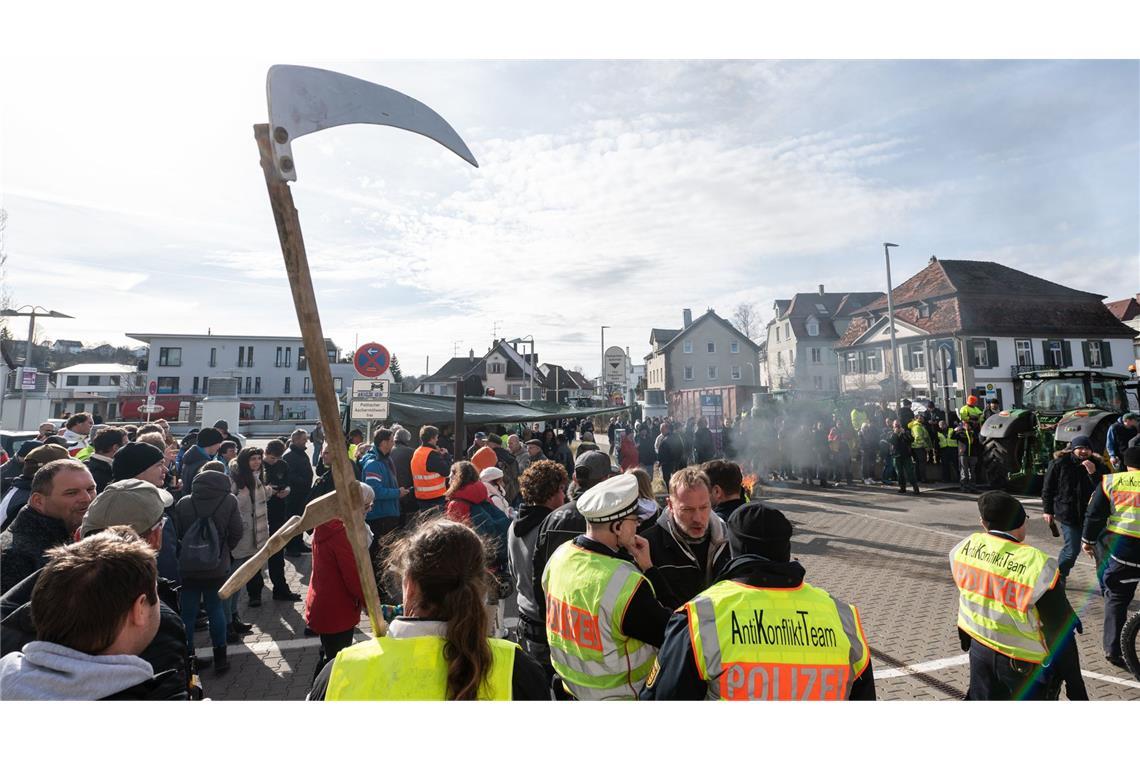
1011, 363, 1066, 376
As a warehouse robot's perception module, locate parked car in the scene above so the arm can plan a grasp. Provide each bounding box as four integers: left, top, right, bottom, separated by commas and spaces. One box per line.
0, 430, 41, 466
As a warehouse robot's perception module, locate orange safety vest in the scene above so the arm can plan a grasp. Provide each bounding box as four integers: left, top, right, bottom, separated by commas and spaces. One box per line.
411, 446, 447, 500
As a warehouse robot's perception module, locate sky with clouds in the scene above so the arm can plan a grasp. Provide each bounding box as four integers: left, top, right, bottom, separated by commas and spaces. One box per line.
2, 58, 1137, 379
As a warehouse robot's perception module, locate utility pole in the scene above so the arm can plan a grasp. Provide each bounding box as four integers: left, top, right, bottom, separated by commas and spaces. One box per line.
883, 243, 900, 409
600, 325, 610, 401
1, 306, 74, 429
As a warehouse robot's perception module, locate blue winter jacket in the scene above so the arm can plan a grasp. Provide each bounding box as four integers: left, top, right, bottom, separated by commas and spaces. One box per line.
360, 451, 401, 520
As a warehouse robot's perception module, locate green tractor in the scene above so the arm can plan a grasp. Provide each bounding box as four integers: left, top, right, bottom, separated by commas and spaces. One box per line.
980, 369, 1131, 492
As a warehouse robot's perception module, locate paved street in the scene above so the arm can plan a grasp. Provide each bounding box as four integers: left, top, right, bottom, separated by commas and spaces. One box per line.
199, 472, 1140, 701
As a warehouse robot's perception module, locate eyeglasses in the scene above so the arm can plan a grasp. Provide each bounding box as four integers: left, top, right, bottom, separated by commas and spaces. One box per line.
147, 515, 168, 534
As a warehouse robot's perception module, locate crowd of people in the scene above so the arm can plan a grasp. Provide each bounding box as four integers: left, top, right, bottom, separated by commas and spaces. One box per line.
0, 405, 1137, 702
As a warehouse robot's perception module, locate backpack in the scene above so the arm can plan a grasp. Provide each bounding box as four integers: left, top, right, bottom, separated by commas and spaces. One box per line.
179, 502, 227, 576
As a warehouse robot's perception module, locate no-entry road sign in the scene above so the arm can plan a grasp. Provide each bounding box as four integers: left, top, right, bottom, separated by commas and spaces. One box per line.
353, 342, 390, 378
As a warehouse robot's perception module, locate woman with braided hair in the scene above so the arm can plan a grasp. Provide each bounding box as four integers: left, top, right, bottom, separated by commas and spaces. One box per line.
309, 518, 550, 700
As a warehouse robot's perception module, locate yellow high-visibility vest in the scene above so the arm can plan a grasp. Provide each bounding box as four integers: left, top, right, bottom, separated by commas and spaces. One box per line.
685, 579, 870, 700
542, 542, 657, 700
326, 635, 516, 700
1101, 471, 1140, 540
950, 532, 1058, 663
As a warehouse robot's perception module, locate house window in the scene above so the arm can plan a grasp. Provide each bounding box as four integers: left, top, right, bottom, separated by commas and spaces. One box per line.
777, 353, 784, 368
813, 376, 823, 390
276, 347, 283, 367
192, 376, 200, 394
284, 377, 291, 394
87, 375, 100, 385
707, 341, 715, 353
684, 366, 694, 380
157, 376, 180, 394
844, 352, 859, 374
1087, 341, 1103, 368
247, 346, 254, 367
918, 302, 932, 319
708, 365, 718, 380
807, 320, 819, 337
972, 341, 990, 368
202, 377, 209, 394
254, 377, 262, 394
731, 366, 741, 380
1047, 340, 1064, 367
244, 377, 252, 394
864, 350, 882, 374
910, 344, 925, 370
285, 346, 292, 367
810, 348, 822, 364
238, 346, 245, 367
1015, 339, 1033, 367
730, 341, 740, 354
489, 362, 505, 374
66, 375, 79, 386
334, 377, 343, 393
110, 375, 120, 386
775, 326, 781, 342
263, 405, 270, 420
298, 348, 307, 371
158, 347, 181, 367
683, 340, 693, 354
303, 377, 311, 394
209, 348, 217, 367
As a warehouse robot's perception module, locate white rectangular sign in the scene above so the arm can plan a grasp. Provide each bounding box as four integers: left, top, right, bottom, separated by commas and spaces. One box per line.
351, 400, 390, 420
18, 368, 38, 390
352, 379, 390, 399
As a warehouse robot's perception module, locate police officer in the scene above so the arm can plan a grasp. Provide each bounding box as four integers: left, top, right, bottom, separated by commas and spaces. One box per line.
641, 502, 875, 700
1081, 446, 1140, 669
541, 472, 672, 700
951, 491, 1081, 700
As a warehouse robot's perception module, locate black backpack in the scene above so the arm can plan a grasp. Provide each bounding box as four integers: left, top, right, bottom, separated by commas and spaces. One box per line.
179, 502, 227, 576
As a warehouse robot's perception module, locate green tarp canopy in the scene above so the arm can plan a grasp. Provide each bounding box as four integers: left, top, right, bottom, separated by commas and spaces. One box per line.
359, 392, 633, 428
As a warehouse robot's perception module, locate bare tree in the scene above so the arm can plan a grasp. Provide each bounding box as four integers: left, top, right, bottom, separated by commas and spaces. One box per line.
732, 301, 759, 340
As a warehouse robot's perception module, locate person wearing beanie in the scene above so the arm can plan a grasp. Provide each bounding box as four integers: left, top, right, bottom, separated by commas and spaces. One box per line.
1041, 434, 1108, 579
950, 491, 1084, 700
541, 472, 673, 699
1081, 445, 1140, 670
642, 502, 875, 701
178, 427, 224, 498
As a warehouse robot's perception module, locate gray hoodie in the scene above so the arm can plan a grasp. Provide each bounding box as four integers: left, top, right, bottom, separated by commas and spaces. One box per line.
0, 641, 153, 700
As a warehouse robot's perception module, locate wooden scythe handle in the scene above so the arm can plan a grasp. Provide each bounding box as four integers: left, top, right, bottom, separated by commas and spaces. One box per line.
248, 124, 387, 638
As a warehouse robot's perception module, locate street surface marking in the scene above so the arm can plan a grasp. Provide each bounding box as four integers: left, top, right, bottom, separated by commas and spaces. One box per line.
1080, 670, 1140, 689
876, 654, 968, 679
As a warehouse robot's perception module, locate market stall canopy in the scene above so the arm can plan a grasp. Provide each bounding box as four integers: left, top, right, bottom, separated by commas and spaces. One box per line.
368, 392, 632, 428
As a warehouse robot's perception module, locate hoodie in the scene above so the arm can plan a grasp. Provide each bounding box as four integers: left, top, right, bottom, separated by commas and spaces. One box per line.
172, 469, 242, 584
0, 640, 154, 700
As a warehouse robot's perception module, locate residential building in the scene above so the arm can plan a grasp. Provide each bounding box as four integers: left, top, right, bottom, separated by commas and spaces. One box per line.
1106, 293, 1140, 361
763, 286, 883, 394
48, 363, 144, 420
416, 353, 486, 397
51, 339, 84, 354
539, 363, 592, 404
835, 257, 1138, 408
644, 308, 762, 420
126, 333, 366, 421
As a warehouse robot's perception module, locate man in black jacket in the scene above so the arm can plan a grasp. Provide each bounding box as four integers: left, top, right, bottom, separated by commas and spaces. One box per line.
703, 459, 747, 522
640, 467, 730, 609
283, 429, 314, 556
261, 439, 300, 601
85, 426, 128, 494
388, 426, 418, 522
655, 422, 686, 487
1041, 434, 1108, 581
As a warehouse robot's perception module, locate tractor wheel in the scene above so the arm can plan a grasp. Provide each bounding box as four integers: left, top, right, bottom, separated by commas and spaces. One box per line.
983, 438, 1014, 491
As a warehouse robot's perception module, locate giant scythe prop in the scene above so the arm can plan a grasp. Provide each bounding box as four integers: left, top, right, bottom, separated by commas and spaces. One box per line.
219, 65, 478, 640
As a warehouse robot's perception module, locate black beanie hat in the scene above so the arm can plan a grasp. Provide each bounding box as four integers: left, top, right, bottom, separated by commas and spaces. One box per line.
727, 502, 794, 562
111, 442, 165, 481
977, 490, 1026, 532
196, 428, 224, 448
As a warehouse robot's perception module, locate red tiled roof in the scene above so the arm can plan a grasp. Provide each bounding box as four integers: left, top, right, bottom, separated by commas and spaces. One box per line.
1106, 295, 1140, 322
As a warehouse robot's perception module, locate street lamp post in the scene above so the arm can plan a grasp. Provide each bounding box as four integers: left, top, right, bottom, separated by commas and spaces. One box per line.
883, 243, 901, 410
600, 325, 610, 401
1, 306, 75, 429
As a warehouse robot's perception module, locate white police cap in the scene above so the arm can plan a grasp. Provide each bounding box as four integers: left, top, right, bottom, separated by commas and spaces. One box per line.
578, 472, 640, 523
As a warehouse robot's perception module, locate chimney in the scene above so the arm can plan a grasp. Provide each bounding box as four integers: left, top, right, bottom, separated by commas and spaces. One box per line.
468, 348, 474, 359
683, 308, 692, 328
818, 284, 825, 296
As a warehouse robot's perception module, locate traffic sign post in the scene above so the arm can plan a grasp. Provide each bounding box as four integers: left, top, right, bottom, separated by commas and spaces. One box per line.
147, 379, 158, 396
350, 374, 391, 423
350, 400, 390, 420
352, 379, 390, 398
353, 342, 390, 378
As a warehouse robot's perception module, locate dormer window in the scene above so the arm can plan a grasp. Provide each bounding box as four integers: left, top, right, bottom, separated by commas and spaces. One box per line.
806, 318, 819, 337
918, 301, 932, 319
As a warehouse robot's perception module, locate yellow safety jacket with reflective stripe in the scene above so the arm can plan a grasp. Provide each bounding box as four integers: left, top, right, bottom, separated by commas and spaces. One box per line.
541, 542, 657, 700
1100, 471, 1140, 540
685, 580, 870, 700
850, 408, 868, 433
937, 431, 957, 449
325, 635, 517, 700
959, 405, 983, 423
950, 532, 1058, 663
410, 446, 446, 500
